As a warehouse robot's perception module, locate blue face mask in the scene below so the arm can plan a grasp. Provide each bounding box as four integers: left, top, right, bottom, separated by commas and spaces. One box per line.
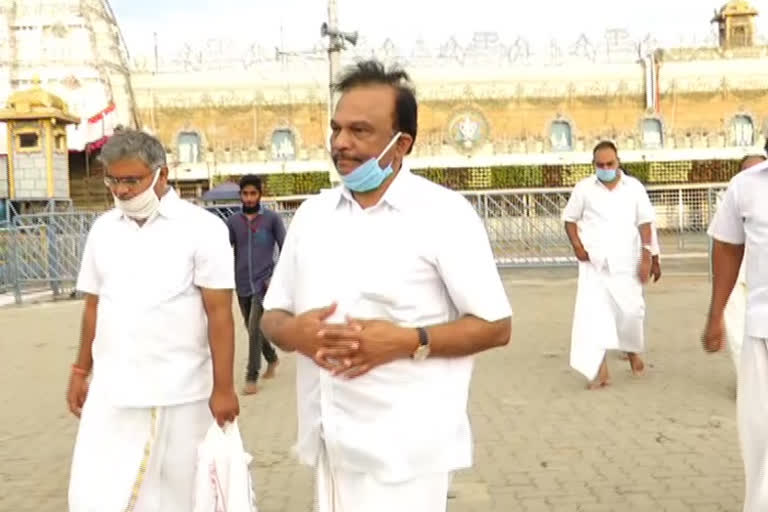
596, 168, 617, 182
340, 132, 402, 192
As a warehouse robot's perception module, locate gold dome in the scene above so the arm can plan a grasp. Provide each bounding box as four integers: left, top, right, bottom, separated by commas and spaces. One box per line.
714, 0, 758, 21
7, 80, 67, 113
0, 78, 80, 124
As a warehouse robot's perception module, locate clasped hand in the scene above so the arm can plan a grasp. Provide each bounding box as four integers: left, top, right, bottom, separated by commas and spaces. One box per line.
293, 304, 416, 379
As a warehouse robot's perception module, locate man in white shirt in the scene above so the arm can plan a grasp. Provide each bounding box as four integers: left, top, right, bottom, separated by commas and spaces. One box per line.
618, 167, 662, 282
259, 59, 513, 512
65, 130, 239, 512
703, 155, 768, 512
562, 141, 655, 389
722, 154, 766, 376
617, 166, 662, 363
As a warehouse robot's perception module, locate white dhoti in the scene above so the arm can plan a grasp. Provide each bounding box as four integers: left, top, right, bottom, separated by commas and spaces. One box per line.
68, 380, 211, 512
726, 282, 748, 373
738, 336, 768, 512
570, 261, 645, 381
315, 442, 449, 512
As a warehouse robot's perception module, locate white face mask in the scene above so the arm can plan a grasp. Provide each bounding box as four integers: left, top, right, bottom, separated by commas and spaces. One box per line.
114, 167, 163, 219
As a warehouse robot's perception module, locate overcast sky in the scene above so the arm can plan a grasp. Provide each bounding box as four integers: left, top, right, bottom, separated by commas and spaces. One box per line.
111, 0, 768, 56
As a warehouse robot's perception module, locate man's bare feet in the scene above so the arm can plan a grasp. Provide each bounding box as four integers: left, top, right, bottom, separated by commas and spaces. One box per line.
242, 381, 259, 395
628, 353, 645, 376
587, 379, 611, 390
263, 360, 279, 379
588, 359, 611, 389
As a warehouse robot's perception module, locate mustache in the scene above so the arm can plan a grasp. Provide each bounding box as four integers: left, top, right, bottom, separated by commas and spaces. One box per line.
332, 152, 364, 164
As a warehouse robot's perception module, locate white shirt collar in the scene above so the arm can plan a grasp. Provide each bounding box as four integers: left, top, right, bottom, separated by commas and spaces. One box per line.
335, 161, 415, 211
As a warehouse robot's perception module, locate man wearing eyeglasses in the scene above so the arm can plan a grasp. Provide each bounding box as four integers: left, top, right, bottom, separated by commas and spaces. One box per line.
66, 129, 239, 511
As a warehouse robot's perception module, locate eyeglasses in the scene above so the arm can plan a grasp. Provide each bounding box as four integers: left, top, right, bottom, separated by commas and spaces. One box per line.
103, 168, 160, 188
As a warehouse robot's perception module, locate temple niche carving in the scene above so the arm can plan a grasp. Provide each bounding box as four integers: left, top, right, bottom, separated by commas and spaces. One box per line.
447, 109, 490, 155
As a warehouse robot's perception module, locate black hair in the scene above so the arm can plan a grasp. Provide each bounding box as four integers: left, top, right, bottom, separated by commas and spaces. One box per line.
239, 174, 262, 192
592, 140, 618, 158
739, 154, 766, 169
334, 59, 418, 154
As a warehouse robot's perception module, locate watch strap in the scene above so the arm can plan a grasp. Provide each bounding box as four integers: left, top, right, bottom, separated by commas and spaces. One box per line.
417, 327, 429, 347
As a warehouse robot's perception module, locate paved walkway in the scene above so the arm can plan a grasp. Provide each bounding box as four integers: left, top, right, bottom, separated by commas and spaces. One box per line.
0, 266, 743, 511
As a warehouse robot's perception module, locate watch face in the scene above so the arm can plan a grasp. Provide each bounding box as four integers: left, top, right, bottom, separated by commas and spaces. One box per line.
413, 345, 430, 361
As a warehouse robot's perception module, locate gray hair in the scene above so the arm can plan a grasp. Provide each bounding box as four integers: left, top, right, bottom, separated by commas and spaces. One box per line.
99, 129, 167, 170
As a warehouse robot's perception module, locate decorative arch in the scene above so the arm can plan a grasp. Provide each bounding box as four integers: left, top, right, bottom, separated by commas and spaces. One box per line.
549, 116, 574, 151
640, 116, 664, 149
176, 130, 203, 163
730, 113, 755, 147
263, 121, 302, 160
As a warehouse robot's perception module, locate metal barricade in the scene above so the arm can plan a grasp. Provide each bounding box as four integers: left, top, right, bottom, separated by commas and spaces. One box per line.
1, 183, 726, 305
3, 212, 98, 304
464, 183, 726, 267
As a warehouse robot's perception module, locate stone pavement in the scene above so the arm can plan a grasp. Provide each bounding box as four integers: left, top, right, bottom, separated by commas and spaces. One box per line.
0, 264, 744, 511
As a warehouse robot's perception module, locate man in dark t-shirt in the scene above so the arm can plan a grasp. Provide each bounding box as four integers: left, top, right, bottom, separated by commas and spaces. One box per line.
226, 175, 286, 394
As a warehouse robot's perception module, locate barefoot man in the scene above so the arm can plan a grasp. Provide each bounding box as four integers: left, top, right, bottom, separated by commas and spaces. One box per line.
703, 154, 768, 511
259, 59, 512, 511
721, 154, 766, 377
227, 174, 285, 394
618, 166, 663, 362
563, 140, 655, 389
66, 130, 239, 511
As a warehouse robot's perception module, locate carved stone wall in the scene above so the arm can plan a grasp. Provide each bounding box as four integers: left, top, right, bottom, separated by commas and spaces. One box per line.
80, 27, 761, 193
143, 92, 718, 163
140, 87, 768, 166
148, 103, 328, 164
132, 49, 768, 161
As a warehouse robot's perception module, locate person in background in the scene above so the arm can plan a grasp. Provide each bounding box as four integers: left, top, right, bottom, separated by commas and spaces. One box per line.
617, 165, 661, 363
227, 175, 286, 395
563, 140, 655, 389
619, 166, 661, 282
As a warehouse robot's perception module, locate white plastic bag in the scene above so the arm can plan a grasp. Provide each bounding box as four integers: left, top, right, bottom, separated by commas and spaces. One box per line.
193, 419, 257, 512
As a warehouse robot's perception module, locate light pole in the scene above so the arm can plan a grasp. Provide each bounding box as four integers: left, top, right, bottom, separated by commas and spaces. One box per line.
321, 0, 358, 186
